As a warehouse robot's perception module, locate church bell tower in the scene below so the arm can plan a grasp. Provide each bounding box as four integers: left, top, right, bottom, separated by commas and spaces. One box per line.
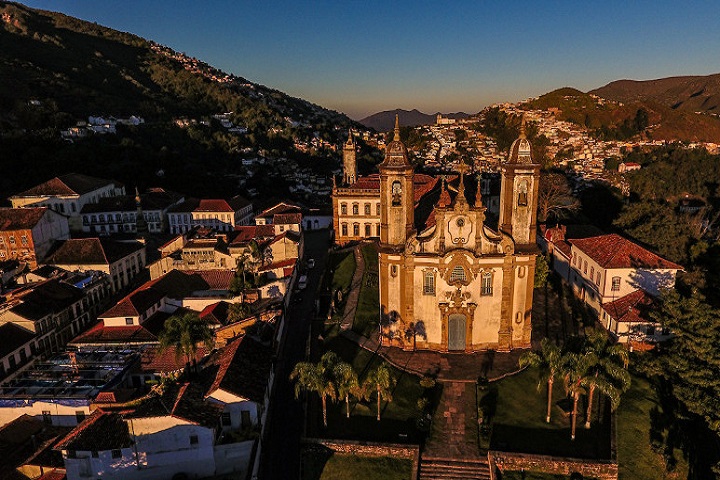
499, 117, 540, 246
379, 115, 414, 249
343, 129, 357, 185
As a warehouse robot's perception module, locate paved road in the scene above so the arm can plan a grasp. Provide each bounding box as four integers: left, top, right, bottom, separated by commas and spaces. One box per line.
258, 229, 330, 480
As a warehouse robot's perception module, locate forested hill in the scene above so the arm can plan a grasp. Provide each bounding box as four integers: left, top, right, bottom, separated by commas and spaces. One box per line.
359, 109, 469, 131
0, 1, 354, 130
523, 87, 720, 143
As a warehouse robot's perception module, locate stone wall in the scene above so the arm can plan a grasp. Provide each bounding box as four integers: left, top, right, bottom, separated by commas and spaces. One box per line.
489, 451, 618, 480
304, 438, 420, 479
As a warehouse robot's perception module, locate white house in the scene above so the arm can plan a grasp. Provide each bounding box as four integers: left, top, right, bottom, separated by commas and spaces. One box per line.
168, 197, 253, 234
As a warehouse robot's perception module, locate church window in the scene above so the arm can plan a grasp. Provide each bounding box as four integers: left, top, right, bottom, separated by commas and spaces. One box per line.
341, 203, 347, 215
611, 276, 621, 291
423, 271, 435, 295
352, 203, 359, 215
518, 180, 529, 207
365, 224, 371, 236
450, 265, 466, 283
20, 235, 28, 246
341, 223, 348, 236
590, 266, 594, 279
583, 261, 588, 274
481, 272, 493, 296
391, 181, 402, 206
376, 203, 381, 215
390, 265, 398, 277
364, 203, 371, 215
353, 223, 359, 236
572, 255, 576, 266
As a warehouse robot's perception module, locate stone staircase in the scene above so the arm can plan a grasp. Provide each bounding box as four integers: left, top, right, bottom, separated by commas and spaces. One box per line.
419, 456, 492, 480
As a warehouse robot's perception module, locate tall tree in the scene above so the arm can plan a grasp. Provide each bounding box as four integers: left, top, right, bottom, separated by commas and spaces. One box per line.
519, 338, 565, 423
364, 363, 396, 421
158, 312, 214, 366
581, 330, 631, 429
333, 362, 363, 418
537, 173, 580, 223
563, 352, 593, 441
290, 352, 339, 428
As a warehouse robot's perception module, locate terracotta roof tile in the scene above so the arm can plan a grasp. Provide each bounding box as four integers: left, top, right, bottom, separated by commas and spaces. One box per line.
69, 322, 158, 346
256, 202, 301, 218
258, 258, 296, 273
206, 336, 272, 403
140, 345, 210, 374
602, 289, 655, 323
569, 234, 683, 270
273, 213, 302, 225
200, 301, 231, 326
13, 173, 116, 198
55, 411, 131, 451
43, 238, 144, 265
0, 207, 49, 230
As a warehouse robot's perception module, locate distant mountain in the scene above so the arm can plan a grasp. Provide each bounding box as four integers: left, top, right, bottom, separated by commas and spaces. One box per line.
358, 109, 469, 131
524, 85, 720, 143
590, 73, 720, 114
0, 1, 355, 129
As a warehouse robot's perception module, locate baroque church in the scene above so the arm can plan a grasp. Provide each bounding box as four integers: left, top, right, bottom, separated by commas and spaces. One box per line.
332, 116, 539, 352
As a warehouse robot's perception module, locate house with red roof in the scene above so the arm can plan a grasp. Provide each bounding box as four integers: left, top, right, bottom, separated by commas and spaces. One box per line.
9, 173, 125, 232
559, 233, 682, 344
0, 207, 70, 270
167, 196, 252, 234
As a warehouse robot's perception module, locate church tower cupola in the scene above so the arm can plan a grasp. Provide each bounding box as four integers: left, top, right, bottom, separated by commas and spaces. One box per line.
379, 115, 414, 248
499, 115, 540, 246
342, 128, 357, 185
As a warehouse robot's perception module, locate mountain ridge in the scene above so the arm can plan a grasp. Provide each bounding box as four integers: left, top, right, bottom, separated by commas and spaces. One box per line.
358, 108, 469, 131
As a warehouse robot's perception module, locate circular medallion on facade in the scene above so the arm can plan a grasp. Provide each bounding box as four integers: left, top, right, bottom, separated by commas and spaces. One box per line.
456, 218, 465, 228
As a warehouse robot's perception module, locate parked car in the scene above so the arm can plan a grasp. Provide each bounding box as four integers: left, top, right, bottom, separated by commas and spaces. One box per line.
307, 258, 315, 269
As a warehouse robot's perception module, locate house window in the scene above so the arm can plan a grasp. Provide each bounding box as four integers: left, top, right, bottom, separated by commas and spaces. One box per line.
221, 412, 232, 426
596, 272, 601, 285
481, 272, 493, 296
364, 203, 371, 215
611, 276, 621, 291
364, 224, 371, 236
583, 261, 588, 274
353, 223, 359, 236
42, 411, 51, 424
341, 223, 348, 236
590, 266, 594, 279
352, 203, 359, 215
341, 203, 347, 215
125, 318, 133, 325
450, 265, 466, 283
571, 255, 576, 266
423, 271, 435, 295
111, 450, 121, 459
241, 410, 251, 429
75, 411, 86, 423
190, 435, 199, 445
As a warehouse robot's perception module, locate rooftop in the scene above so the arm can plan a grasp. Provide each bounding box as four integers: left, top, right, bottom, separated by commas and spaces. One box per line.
569, 234, 683, 270
206, 336, 273, 404
43, 238, 144, 266
0, 207, 49, 231
12, 173, 119, 198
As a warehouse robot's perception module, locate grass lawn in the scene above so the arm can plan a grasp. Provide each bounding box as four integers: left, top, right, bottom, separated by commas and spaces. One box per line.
302, 449, 412, 480
311, 335, 424, 443
616, 374, 688, 480
498, 472, 597, 480
352, 243, 380, 337
325, 250, 356, 326
488, 367, 612, 460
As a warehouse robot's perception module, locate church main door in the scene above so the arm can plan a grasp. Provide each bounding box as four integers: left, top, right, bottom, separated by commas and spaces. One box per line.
448, 314, 466, 351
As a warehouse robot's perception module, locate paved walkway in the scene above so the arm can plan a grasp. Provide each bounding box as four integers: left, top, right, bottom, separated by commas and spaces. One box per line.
423, 381, 482, 460
341, 329, 524, 382
339, 246, 365, 331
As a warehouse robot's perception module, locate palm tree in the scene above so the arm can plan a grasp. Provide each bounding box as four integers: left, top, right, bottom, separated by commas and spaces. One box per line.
582, 330, 631, 429
519, 338, 565, 423
158, 312, 214, 367
364, 363, 395, 421
290, 352, 339, 428
563, 351, 593, 441
333, 362, 363, 418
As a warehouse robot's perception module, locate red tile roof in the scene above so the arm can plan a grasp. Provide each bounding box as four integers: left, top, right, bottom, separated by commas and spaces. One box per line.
69, 322, 158, 346
55, 411, 131, 451
0, 207, 49, 230
352, 175, 380, 190
256, 202, 301, 218
569, 234, 683, 270
13, 173, 115, 198
140, 345, 210, 373
206, 336, 272, 403
196, 199, 234, 212
602, 289, 655, 323
258, 258, 297, 273
273, 213, 302, 225
200, 301, 231, 326
43, 238, 144, 265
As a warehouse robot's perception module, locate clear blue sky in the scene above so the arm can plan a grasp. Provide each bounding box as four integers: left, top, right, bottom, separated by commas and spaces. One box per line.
17, 1, 720, 119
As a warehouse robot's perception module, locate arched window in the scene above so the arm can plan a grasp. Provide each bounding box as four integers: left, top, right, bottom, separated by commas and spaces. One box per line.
391, 181, 402, 206
364, 203, 371, 215
481, 272, 493, 296
423, 271, 435, 295
450, 265, 466, 283
352, 203, 359, 215
341, 203, 347, 215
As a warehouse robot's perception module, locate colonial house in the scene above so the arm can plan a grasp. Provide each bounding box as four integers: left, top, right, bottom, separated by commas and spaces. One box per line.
42, 238, 147, 292
0, 271, 112, 378
542, 227, 683, 344
0, 208, 70, 270
80, 188, 184, 235
148, 230, 236, 280
9, 174, 125, 231
254, 201, 331, 233
168, 196, 253, 234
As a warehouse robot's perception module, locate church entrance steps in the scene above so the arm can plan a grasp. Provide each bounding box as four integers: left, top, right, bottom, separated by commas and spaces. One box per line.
419, 457, 492, 480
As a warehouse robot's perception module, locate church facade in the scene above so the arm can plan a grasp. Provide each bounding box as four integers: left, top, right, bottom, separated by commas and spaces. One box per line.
332, 117, 539, 352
